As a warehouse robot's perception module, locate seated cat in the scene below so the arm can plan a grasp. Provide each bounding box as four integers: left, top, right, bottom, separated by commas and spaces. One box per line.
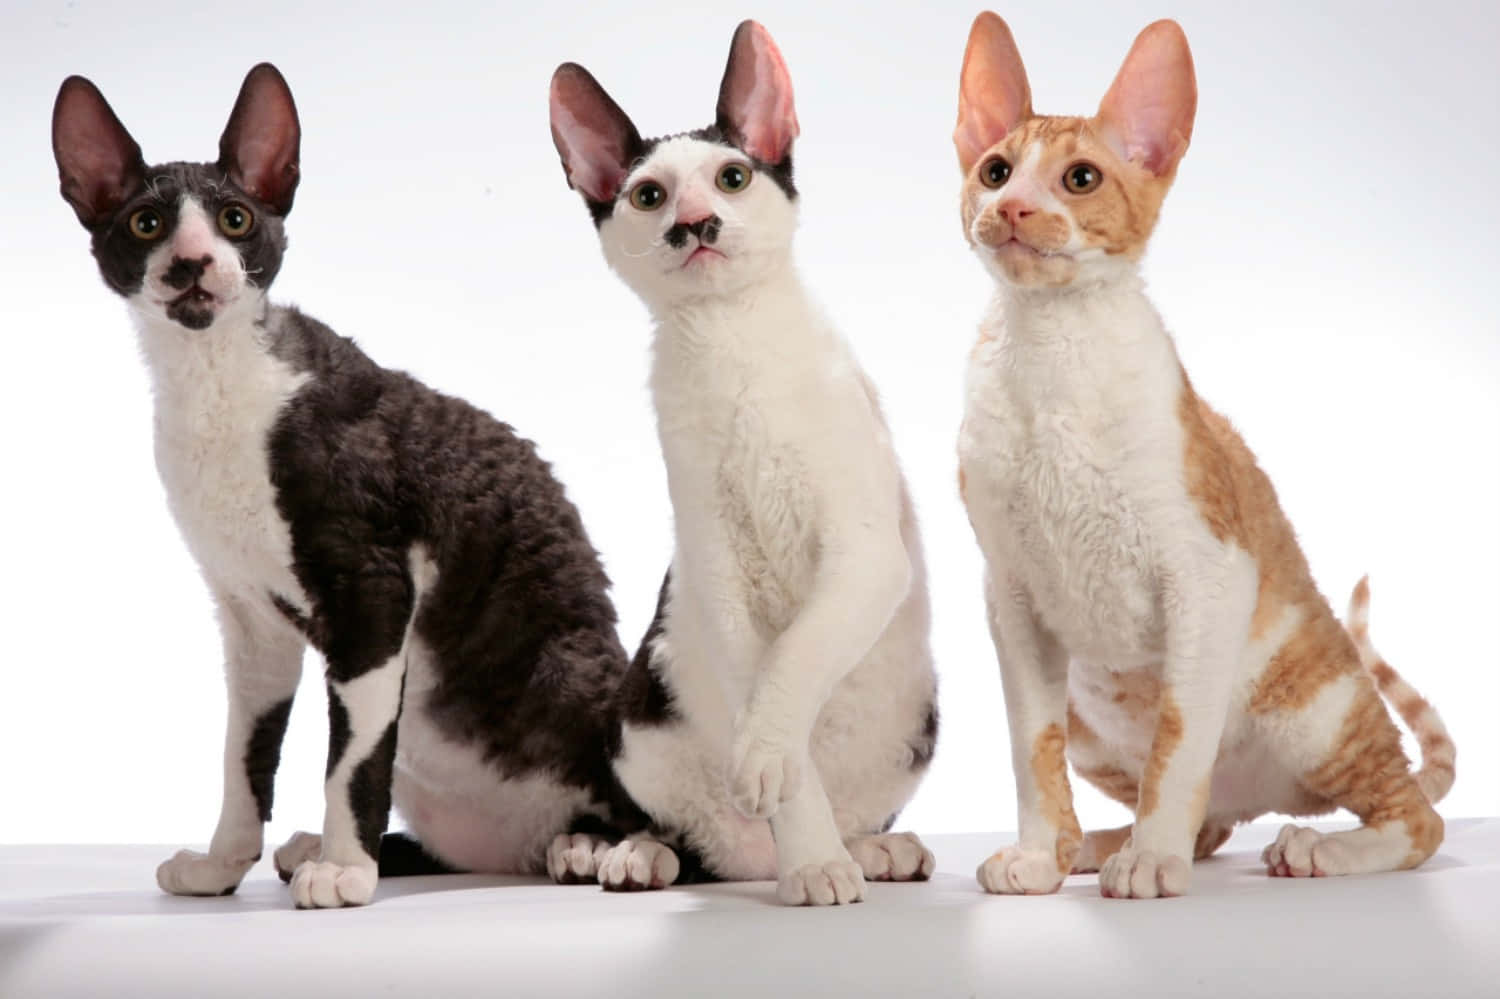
52, 64, 645, 907
545, 21, 939, 906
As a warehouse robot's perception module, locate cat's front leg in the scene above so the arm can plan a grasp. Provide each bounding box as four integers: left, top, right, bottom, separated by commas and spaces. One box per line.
771, 766, 865, 906
1098, 550, 1253, 900
976, 573, 1080, 896
157, 591, 304, 897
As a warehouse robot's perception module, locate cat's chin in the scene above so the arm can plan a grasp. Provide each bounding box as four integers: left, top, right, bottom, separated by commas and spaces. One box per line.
983, 242, 1079, 289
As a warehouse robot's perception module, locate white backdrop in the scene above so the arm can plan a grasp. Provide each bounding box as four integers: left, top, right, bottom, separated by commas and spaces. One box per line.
1, 1, 1495, 848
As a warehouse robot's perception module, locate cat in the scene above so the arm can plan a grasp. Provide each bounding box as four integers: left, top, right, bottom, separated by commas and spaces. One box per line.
51, 63, 649, 908
952, 13, 1455, 899
544, 20, 940, 906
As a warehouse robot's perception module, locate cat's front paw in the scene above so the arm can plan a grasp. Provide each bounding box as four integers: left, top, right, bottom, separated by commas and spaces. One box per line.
777, 860, 865, 906
1098, 845, 1190, 899
976, 845, 1065, 895
289, 859, 377, 908
156, 848, 256, 896
728, 724, 805, 819
598, 839, 680, 891
547, 832, 614, 885
848, 832, 936, 882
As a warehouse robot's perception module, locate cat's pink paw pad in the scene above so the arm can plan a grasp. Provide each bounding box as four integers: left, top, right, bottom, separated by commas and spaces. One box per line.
1098, 846, 1190, 899
598, 839, 680, 891
777, 860, 865, 906
289, 860, 377, 908
849, 832, 935, 881
156, 848, 255, 897
273, 831, 322, 883
977, 845, 1065, 895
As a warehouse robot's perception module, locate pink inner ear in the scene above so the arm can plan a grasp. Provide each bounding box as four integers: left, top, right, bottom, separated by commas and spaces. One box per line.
718, 21, 799, 164
52, 77, 143, 223
549, 72, 634, 204
220, 65, 300, 211
953, 13, 1033, 173
1097, 20, 1197, 176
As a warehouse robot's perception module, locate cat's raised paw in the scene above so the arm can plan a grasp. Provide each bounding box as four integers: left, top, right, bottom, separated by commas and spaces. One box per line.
156, 848, 255, 896
777, 860, 866, 906
547, 832, 614, 885
849, 832, 935, 882
273, 831, 322, 883
289, 859, 377, 908
1098, 846, 1190, 899
977, 845, 1065, 895
728, 728, 805, 819
598, 839, 680, 891
1261, 824, 1352, 878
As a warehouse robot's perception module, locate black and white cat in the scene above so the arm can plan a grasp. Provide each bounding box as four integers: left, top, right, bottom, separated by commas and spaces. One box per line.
547, 22, 939, 906
52, 64, 645, 908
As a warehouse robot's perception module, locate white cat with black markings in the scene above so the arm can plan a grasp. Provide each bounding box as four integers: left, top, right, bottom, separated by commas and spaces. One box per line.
52, 64, 652, 908
546, 21, 939, 906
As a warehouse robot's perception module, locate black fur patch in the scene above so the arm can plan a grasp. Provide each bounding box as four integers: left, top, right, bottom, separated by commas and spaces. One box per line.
325, 686, 350, 780
617, 571, 680, 727
911, 702, 939, 771
378, 831, 461, 877
348, 721, 399, 860
245, 696, 294, 822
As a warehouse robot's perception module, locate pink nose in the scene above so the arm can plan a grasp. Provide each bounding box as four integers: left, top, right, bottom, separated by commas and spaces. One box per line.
998, 199, 1035, 226
675, 207, 713, 227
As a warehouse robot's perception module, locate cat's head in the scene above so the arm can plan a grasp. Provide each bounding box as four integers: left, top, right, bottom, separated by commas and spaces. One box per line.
52, 64, 301, 332
549, 20, 801, 307
953, 14, 1197, 289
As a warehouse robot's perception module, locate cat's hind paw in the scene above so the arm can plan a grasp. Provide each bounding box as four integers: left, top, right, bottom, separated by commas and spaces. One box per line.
598, 839, 680, 891
546, 832, 614, 885
1098, 845, 1190, 899
848, 832, 935, 882
289, 859, 377, 908
977, 845, 1065, 895
777, 860, 865, 906
273, 831, 322, 883
1261, 824, 1350, 878
156, 848, 255, 897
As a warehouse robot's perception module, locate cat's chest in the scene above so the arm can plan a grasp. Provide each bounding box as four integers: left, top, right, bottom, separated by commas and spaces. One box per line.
147, 333, 310, 606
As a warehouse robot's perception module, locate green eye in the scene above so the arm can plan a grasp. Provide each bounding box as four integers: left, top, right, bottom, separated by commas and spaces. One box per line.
1063, 162, 1102, 194
716, 162, 752, 193
629, 181, 666, 211
980, 157, 1011, 189
128, 208, 163, 240
217, 204, 253, 237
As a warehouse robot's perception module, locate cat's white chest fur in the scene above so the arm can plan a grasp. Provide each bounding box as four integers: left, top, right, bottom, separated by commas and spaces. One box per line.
136, 305, 310, 613
958, 282, 1184, 666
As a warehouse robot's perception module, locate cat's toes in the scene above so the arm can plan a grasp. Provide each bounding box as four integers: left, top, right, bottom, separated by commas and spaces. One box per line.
547, 832, 614, 885
273, 831, 322, 884
728, 734, 804, 820
155, 848, 255, 897
976, 845, 1065, 895
598, 839, 680, 892
1262, 824, 1345, 877
777, 860, 866, 906
848, 832, 935, 882
1098, 845, 1190, 899
289, 859, 377, 908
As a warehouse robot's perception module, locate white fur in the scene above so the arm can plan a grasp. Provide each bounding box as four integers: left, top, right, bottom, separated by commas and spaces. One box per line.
597, 138, 936, 905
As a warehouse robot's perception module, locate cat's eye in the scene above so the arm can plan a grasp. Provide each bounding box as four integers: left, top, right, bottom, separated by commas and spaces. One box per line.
629, 181, 666, 212
979, 157, 1011, 189
1063, 162, 1102, 194
128, 208, 164, 241
716, 162, 752, 193
218, 204, 254, 237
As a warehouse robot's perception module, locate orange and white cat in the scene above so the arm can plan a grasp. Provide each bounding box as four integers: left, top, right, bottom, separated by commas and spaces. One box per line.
952, 13, 1455, 899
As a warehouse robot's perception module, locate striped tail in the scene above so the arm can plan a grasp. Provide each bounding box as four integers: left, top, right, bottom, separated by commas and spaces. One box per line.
1345, 577, 1456, 803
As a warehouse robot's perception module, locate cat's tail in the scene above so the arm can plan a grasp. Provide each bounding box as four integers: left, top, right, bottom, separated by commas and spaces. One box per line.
1345, 576, 1456, 803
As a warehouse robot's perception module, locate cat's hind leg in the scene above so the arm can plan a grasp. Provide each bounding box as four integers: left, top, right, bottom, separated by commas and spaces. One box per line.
157, 590, 303, 897
846, 831, 935, 882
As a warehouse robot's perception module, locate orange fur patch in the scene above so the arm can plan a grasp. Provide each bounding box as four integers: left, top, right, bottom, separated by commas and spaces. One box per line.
1136, 693, 1183, 820
1031, 722, 1083, 874
1072, 824, 1131, 874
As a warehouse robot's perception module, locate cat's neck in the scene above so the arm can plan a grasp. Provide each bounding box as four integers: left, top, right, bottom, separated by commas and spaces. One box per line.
132, 293, 282, 397
991, 265, 1166, 354
649, 257, 819, 357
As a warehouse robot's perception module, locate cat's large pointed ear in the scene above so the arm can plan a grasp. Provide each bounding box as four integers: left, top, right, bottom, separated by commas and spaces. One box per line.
1096, 20, 1197, 177
52, 76, 146, 229
550, 63, 644, 206
715, 20, 799, 165
954, 12, 1032, 174
218, 63, 301, 215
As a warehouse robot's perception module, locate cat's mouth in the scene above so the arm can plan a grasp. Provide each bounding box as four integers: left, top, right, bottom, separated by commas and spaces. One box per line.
164, 284, 220, 330
683, 246, 727, 267
996, 237, 1058, 258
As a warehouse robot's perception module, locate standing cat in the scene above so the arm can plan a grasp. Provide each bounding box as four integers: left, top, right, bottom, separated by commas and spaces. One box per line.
52, 64, 646, 908
952, 14, 1454, 899
545, 21, 939, 906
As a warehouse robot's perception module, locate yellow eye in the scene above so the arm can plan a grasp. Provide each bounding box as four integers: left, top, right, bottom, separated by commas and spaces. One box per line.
128, 208, 164, 240
629, 181, 666, 211
218, 204, 253, 237
716, 162, 752, 193
980, 157, 1011, 189
1063, 162, 1102, 194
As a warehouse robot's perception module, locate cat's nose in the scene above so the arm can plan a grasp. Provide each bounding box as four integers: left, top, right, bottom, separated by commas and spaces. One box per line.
162, 254, 214, 290
998, 200, 1036, 226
